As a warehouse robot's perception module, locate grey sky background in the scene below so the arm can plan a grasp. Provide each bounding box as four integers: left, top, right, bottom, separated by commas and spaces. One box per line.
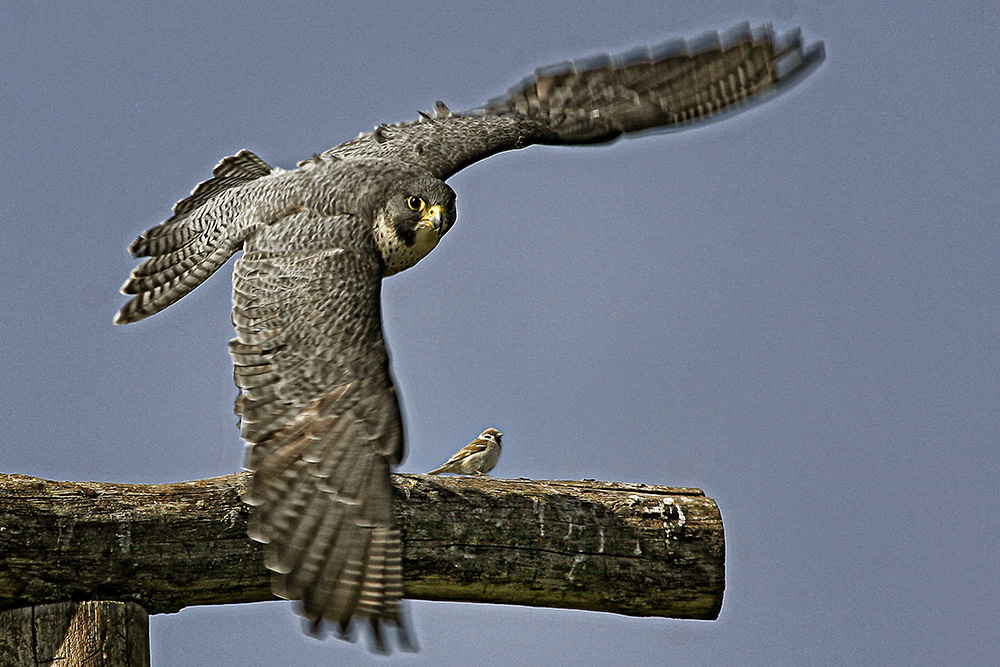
2, 1, 997, 665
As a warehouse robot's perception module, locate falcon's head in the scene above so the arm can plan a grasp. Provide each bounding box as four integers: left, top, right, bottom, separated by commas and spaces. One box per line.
374, 177, 456, 276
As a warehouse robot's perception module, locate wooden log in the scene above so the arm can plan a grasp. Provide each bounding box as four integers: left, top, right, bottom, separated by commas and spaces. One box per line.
0, 473, 723, 620
0, 601, 149, 667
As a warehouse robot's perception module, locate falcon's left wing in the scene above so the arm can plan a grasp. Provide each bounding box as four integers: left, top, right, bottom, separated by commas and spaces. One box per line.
321, 23, 824, 180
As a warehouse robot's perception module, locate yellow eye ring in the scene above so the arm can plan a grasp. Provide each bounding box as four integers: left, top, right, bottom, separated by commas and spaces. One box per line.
407, 196, 424, 211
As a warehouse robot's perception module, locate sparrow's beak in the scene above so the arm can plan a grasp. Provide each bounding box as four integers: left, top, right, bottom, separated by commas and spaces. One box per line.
417, 204, 447, 235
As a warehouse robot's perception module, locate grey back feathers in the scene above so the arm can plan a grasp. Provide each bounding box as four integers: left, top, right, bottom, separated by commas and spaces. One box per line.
115, 24, 824, 650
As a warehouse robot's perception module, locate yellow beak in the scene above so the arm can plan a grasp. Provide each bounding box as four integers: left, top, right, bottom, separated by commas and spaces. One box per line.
418, 204, 447, 233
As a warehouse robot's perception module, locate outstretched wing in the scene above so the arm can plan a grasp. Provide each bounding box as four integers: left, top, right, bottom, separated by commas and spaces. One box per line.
230, 227, 409, 648
320, 23, 824, 180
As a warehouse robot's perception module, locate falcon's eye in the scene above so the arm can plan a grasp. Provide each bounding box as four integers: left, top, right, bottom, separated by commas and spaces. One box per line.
406, 196, 424, 211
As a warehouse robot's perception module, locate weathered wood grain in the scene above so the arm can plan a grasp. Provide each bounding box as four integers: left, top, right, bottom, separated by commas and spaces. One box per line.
0, 601, 149, 667
0, 473, 723, 620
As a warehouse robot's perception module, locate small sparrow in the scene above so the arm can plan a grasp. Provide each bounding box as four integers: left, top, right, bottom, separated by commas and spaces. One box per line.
427, 428, 503, 476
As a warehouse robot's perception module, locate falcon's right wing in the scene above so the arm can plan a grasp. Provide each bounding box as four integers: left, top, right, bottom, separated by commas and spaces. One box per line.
230, 230, 409, 649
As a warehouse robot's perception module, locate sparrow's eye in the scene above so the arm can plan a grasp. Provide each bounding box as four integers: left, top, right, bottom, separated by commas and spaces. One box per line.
406, 196, 424, 211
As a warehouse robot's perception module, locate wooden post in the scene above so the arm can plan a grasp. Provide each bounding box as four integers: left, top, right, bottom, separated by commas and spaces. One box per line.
0, 473, 724, 662
0, 601, 149, 667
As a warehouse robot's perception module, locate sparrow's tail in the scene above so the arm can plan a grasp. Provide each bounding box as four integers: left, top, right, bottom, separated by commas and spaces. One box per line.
114, 149, 274, 324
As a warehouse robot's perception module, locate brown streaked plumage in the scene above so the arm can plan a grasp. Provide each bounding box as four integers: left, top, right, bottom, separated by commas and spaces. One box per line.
427, 428, 504, 476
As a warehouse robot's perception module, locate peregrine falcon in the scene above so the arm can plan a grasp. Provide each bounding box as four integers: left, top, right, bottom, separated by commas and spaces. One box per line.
115, 23, 824, 649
